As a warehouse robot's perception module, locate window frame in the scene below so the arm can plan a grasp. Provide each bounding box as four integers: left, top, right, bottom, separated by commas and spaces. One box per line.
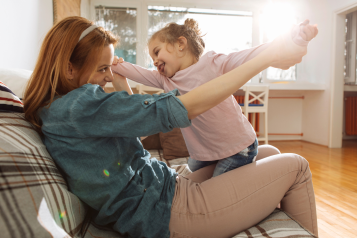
259, 13, 299, 83
89, 0, 303, 86
344, 11, 357, 85
90, 0, 145, 67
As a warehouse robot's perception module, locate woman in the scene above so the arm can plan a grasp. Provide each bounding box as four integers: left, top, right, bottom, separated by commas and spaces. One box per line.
24, 16, 318, 238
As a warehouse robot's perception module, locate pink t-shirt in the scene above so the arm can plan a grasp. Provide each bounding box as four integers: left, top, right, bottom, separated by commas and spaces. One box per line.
111, 25, 308, 161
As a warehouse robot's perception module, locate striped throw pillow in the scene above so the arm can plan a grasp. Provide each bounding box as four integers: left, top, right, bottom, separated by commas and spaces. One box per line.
0, 81, 23, 113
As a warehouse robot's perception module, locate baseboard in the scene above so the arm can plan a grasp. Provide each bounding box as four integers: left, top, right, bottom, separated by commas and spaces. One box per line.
267, 135, 303, 141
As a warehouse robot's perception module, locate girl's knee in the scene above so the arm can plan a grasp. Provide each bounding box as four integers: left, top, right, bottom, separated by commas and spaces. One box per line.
255, 145, 281, 161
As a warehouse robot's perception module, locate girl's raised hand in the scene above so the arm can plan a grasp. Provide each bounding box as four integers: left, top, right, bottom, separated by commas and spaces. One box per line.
269, 20, 318, 70
299, 19, 318, 41
112, 56, 124, 65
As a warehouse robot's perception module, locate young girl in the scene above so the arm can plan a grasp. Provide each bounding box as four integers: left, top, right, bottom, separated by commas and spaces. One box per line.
24, 16, 318, 238
112, 18, 318, 176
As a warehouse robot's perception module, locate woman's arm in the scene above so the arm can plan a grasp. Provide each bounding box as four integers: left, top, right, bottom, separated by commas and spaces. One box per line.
179, 49, 272, 119
179, 30, 312, 119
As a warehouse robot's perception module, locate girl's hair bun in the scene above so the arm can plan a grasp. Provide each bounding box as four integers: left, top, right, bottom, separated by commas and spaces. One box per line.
150, 18, 205, 60
184, 18, 201, 36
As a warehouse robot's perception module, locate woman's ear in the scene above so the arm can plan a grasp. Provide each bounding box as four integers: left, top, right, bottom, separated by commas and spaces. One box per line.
177, 36, 188, 51
66, 62, 76, 80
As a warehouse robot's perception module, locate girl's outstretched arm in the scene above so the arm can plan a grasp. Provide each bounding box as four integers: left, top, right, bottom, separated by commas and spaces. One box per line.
178, 28, 314, 119
111, 58, 165, 90
240, 20, 318, 69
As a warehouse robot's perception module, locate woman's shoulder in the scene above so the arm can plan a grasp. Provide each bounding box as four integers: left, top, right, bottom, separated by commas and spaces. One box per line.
67, 84, 118, 101
41, 84, 102, 113
78, 83, 104, 94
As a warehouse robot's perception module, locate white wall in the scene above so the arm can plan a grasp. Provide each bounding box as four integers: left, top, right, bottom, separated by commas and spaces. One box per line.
292, 0, 333, 146
327, 0, 357, 10
260, 0, 334, 144
297, 0, 357, 147
328, 0, 357, 146
0, 0, 53, 71
268, 91, 304, 141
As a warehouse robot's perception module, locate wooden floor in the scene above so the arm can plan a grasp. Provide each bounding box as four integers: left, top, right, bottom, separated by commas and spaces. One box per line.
270, 140, 357, 238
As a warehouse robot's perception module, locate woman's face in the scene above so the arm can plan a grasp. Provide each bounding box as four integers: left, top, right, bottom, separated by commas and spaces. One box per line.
79, 44, 115, 88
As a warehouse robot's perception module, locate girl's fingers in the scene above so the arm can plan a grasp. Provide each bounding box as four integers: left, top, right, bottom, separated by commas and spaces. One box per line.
112, 56, 125, 65
300, 31, 308, 41
301, 19, 310, 26
112, 56, 119, 65
303, 26, 313, 40
298, 20, 319, 42
308, 25, 318, 39
302, 25, 317, 41
313, 25, 319, 37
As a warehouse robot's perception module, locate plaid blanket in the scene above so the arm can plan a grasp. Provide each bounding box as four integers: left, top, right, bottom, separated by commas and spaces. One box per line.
0, 112, 315, 238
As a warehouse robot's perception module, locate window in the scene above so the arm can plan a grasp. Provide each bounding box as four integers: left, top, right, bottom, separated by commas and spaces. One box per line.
260, 3, 298, 82
147, 6, 252, 69
89, 2, 270, 85
90, 1, 313, 86
95, 6, 137, 64
344, 11, 357, 85
92, 3, 253, 70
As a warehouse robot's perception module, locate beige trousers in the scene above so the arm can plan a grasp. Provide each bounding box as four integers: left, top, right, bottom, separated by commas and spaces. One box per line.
169, 145, 318, 238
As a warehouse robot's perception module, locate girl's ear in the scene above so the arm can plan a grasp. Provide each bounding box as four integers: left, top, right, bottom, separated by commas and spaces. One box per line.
177, 36, 188, 51
66, 62, 76, 80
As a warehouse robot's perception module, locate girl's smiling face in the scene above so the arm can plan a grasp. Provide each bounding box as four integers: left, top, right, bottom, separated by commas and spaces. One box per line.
78, 44, 115, 88
148, 38, 183, 78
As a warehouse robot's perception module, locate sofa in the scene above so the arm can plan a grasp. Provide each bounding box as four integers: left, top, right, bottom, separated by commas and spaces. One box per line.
0, 68, 317, 238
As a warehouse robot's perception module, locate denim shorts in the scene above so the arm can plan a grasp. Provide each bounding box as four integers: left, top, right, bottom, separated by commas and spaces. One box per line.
188, 138, 258, 177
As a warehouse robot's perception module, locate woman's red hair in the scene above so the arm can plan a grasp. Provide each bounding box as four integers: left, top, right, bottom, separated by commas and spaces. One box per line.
24, 16, 118, 133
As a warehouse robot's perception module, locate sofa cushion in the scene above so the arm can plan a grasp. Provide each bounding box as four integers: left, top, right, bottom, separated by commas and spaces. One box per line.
0, 112, 124, 238
0, 81, 24, 113
142, 133, 162, 150
159, 128, 190, 160
0, 68, 32, 98
233, 208, 317, 238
